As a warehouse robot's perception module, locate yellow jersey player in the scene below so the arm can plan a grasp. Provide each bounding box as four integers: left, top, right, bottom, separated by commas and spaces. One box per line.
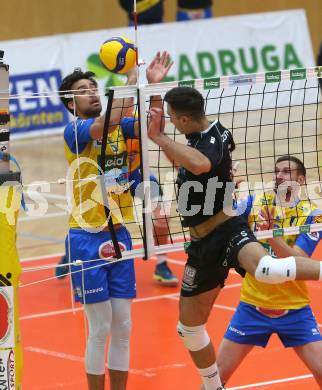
218, 155, 322, 387
59, 51, 172, 390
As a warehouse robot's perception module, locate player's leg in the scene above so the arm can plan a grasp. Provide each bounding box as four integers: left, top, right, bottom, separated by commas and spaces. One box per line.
223, 216, 321, 284
294, 341, 322, 386
178, 230, 230, 389
67, 229, 113, 390
179, 287, 224, 389
217, 339, 253, 385
276, 305, 322, 387
238, 241, 321, 282
85, 301, 112, 390
217, 301, 272, 384
107, 225, 136, 390
108, 298, 132, 390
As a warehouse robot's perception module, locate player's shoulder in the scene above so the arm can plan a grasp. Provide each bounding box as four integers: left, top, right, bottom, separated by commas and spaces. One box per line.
64, 117, 94, 135
307, 207, 322, 222
209, 120, 228, 136
63, 120, 76, 142
210, 120, 235, 150
297, 200, 320, 217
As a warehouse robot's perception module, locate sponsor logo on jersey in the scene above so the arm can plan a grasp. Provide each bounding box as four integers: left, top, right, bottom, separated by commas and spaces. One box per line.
221, 129, 230, 142
0, 287, 14, 348
312, 327, 320, 336
183, 265, 196, 286
228, 326, 245, 336
0, 273, 12, 287
110, 144, 119, 153
98, 240, 127, 259
105, 152, 127, 170
307, 232, 319, 241
84, 287, 104, 295
0, 349, 15, 390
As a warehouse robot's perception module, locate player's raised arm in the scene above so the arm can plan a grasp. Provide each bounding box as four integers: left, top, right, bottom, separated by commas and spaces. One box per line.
146, 51, 173, 109
90, 68, 137, 139
148, 107, 211, 175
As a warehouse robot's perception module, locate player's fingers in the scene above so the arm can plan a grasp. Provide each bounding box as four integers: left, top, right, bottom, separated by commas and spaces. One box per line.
233, 161, 240, 172
160, 51, 167, 64
235, 178, 244, 187
148, 107, 162, 119
166, 60, 174, 72
258, 213, 266, 221
155, 51, 161, 63
148, 58, 156, 69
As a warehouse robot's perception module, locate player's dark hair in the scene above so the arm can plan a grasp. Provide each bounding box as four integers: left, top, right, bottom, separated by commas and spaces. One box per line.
59, 68, 97, 114
276, 155, 306, 177
164, 87, 205, 120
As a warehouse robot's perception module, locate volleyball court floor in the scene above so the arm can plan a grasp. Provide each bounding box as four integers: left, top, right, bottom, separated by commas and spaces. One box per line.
20, 249, 322, 390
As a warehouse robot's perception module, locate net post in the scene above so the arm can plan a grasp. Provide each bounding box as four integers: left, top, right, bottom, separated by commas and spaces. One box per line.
100, 88, 121, 259
138, 85, 154, 259
0, 53, 23, 390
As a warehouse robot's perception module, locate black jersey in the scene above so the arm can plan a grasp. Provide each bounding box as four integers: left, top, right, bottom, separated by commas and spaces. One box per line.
177, 121, 235, 227
119, 0, 163, 23
177, 0, 212, 9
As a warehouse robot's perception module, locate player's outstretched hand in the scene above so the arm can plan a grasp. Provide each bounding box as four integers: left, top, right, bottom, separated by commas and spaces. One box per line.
257, 206, 275, 231
146, 51, 173, 84
147, 107, 165, 141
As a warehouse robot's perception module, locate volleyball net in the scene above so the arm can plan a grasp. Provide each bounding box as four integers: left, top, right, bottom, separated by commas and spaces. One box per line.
7, 66, 322, 274
135, 67, 322, 256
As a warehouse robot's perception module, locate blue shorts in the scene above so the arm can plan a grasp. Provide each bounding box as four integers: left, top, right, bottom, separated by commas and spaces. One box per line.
129, 169, 161, 200
224, 301, 322, 347
66, 226, 136, 304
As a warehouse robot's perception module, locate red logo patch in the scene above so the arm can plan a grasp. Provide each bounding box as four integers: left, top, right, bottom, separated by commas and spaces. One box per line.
98, 241, 127, 259
0, 291, 10, 343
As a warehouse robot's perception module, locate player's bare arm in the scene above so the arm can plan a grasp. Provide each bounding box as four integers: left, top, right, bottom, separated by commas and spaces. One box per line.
147, 51, 173, 111
90, 68, 137, 139
148, 107, 211, 175
91, 52, 173, 140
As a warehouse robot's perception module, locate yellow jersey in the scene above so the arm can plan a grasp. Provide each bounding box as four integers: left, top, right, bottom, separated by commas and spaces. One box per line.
240, 192, 321, 309
64, 117, 135, 229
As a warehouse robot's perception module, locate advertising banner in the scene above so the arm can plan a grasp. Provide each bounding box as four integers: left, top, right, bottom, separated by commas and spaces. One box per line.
0, 9, 314, 136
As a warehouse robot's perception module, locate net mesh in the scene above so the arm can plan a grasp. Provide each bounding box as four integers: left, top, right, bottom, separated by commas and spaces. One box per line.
139, 69, 322, 255
10, 67, 322, 264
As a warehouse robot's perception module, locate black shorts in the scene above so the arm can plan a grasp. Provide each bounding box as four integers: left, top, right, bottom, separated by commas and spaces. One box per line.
181, 216, 257, 297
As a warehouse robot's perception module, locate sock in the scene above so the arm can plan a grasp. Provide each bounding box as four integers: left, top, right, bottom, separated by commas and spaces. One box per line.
198, 362, 223, 390
156, 254, 167, 265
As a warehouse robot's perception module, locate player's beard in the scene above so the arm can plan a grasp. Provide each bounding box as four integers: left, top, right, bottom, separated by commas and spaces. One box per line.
83, 104, 102, 118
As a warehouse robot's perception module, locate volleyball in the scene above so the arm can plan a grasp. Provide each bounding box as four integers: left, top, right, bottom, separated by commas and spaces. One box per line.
99, 36, 136, 74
